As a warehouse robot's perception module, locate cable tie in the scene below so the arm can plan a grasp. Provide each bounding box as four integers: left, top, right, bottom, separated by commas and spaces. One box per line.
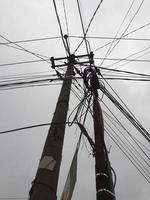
97, 188, 115, 197
96, 173, 109, 178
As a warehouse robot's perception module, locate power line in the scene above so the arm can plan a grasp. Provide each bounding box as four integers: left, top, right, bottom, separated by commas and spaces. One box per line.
70, 35, 150, 42
76, 0, 89, 54
102, 100, 150, 161
1, 35, 150, 47
103, 111, 150, 167
74, 0, 104, 53
0, 77, 60, 90
100, 78, 150, 81
0, 59, 50, 68
98, 0, 136, 68
95, 57, 150, 63
0, 36, 61, 45
105, 126, 150, 183
104, 0, 145, 59
98, 66, 150, 77
0, 82, 62, 91
62, 0, 70, 39
0, 34, 52, 65
93, 22, 150, 52
100, 45, 150, 73
52, 0, 68, 54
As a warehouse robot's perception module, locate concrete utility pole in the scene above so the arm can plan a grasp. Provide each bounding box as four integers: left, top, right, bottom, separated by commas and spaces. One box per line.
29, 55, 74, 200
91, 71, 115, 200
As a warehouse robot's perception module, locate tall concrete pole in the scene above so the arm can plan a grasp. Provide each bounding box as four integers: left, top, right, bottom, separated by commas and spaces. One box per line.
91, 71, 115, 200
29, 56, 74, 200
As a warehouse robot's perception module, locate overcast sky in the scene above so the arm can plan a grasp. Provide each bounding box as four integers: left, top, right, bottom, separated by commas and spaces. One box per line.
0, 0, 150, 199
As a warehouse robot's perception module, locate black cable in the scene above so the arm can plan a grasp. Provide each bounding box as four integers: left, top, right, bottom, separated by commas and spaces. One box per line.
2, 34, 150, 46
74, 0, 104, 53
0, 77, 61, 90
0, 74, 58, 84
104, 111, 150, 167
102, 0, 145, 64
0, 36, 61, 45
105, 126, 150, 183
98, 0, 136, 68
100, 78, 150, 81
93, 22, 150, 52
70, 35, 150, 42
0, 34, 52, 65
0, 82, 62, 91
95, 57, 150, 63
52, 0, 68, 54
101, 100, 150, 162
105, 123, 150, 179
62, 0, 70, 40
0, 59, 50, 68
100, 75, 150, 139
76, 0, 89, 54
99, 84, 150, 142
98, 65, 150, 77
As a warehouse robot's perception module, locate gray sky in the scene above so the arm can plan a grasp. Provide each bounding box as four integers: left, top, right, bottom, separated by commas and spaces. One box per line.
0, 0, 150, 199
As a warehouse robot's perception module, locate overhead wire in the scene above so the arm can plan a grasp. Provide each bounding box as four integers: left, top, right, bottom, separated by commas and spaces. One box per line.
103, 110, 150, 167
101, 99, 150, 161
62, 0, 70, 44
104, 120, 150, 177
0, 34, 52, 65
76, 0, 89, 54
1, 34, 150, 46
74, 0, 104, 53
97, 66, 150, 77
0, 59, 50, 68
98, 45, 150, 74
99, 0, 145, 67
52, 0, 69, 54
93, 22, 150, 52
70, 35, 150, 42
0, 77, 61, 91
98, 0, 136, 67
105, 125, 150, 183
0, 36, 61, 45
98, 80, 150, 142
100, 76, 149, 136
95, 57, 150, 63
0, 82, 62, 91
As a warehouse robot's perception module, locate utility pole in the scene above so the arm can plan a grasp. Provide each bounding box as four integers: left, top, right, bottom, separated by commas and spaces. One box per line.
28, 42, 92, 199
29, 54, 74, 200
91, 71, 116, 200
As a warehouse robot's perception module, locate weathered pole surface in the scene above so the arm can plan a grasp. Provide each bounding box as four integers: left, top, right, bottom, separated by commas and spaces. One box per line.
29, 56, 74, 200
91, 71, 115, 200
